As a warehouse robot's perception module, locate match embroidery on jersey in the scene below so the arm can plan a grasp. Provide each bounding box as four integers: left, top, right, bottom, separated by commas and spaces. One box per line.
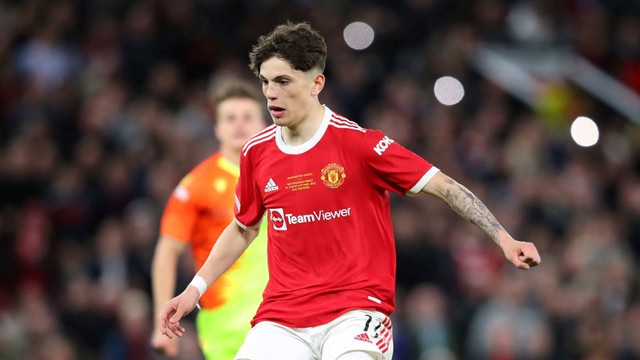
264, 178, 279, 193
354, 333, 373, 343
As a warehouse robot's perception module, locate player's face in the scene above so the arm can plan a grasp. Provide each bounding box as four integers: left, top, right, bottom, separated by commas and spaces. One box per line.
259, 57, 323, 128
215, 98, 265, 152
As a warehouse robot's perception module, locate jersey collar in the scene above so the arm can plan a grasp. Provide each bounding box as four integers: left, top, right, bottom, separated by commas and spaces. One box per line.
275, 105, 332, 155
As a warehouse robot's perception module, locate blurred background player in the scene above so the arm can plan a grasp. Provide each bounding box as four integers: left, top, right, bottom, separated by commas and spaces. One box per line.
150, 78, 268, 359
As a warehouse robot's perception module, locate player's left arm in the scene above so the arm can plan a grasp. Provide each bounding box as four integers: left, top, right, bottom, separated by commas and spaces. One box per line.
422, 171, 541, 269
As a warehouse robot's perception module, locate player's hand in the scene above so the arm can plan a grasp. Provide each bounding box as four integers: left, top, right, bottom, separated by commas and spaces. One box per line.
151, 326, 179, 358
159, 286, 199, 338
501, 238, 541, 270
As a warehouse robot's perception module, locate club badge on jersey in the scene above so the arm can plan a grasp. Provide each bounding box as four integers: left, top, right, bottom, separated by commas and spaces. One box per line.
320, 163, 346, 189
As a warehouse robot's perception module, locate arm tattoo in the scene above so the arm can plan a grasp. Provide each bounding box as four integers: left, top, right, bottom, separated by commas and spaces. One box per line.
442, 176, 505, 244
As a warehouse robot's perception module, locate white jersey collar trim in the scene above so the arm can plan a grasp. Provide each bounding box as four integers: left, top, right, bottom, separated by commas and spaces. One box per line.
275, 105, 332, 155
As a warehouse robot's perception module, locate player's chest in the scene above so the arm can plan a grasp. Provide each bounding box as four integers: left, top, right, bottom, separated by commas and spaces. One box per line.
255, 151, 360, 207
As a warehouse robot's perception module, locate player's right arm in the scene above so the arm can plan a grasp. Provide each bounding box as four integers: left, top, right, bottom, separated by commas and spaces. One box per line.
159, 220, 260, 338
151, 235, 186, 356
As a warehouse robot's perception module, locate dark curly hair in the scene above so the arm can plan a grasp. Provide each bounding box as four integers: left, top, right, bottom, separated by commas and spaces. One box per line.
249, 22, 327, 76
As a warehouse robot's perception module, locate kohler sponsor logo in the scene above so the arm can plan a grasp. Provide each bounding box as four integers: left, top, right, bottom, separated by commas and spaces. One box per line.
373, 136, 394, 156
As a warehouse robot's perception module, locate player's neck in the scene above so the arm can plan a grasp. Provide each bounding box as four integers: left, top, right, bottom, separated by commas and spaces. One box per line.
281, 104, 325, 146
219, 146, 240, 166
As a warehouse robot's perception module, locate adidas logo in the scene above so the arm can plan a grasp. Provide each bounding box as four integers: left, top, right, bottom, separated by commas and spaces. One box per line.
264, 178, 279, 193
354, 333, 372, 343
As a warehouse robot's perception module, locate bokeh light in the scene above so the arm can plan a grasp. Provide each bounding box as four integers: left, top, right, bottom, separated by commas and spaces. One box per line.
570, 116, 599, 147
434, 76, 465, 105
343, 22, 375, 50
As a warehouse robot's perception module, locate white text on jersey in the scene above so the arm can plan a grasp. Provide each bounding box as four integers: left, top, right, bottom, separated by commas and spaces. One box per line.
287, 208, 352, 224
269, 207, 352, 231
373, 136, 395, 156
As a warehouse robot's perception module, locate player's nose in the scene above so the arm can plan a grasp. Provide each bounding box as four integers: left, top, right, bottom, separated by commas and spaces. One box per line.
264, 83, 278, 100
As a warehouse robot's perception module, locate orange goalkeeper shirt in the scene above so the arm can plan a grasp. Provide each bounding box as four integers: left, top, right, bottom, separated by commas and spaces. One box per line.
160, 153, 267, 310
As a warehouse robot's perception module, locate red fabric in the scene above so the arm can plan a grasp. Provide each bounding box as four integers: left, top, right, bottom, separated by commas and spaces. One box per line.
235, 108, 435, 327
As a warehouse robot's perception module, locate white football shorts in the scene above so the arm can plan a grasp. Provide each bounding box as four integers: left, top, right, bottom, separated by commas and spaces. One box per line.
234, 309, 393, 360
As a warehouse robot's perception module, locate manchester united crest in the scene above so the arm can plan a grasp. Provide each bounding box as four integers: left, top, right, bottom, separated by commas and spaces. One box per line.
321, 163, 346, 189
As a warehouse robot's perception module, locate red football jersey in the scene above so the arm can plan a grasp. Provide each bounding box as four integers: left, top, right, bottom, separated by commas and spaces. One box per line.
235, 106, 440, 328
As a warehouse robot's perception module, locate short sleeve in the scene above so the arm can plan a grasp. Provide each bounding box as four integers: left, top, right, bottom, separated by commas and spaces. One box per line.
362, 129, 440, 196
234, 151, 265, 229
160, 182, 198, 242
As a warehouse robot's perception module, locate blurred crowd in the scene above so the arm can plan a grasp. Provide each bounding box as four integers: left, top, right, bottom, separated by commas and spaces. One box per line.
1, 0, 640, 359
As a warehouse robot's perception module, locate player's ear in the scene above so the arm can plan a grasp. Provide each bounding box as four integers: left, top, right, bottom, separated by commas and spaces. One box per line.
311, 72, 325, 96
